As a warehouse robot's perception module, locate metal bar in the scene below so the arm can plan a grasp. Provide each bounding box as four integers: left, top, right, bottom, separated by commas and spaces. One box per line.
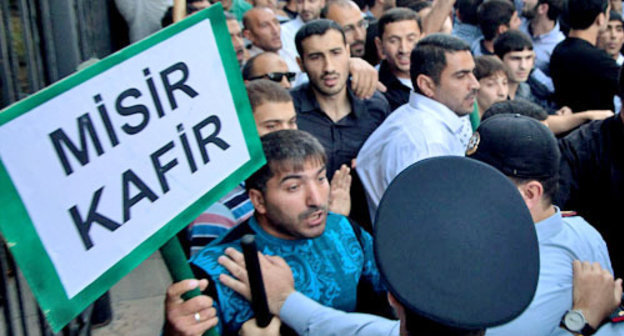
0, 0, 18, 107
0, 241, 15, 336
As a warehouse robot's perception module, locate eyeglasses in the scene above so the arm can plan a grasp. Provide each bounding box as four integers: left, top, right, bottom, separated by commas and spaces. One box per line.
249, 72, 296, 82
343, 19, 369, 36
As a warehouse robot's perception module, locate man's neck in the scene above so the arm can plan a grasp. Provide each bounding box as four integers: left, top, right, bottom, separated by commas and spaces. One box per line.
313, 87, 351, 122
532, 204, 557, 224
568, 28, 598, 46
482, 39, 495, 54
390, 65, 410, 80
529, 16, 556, 37
508, 82, 519, 100
256, 214, 296, 240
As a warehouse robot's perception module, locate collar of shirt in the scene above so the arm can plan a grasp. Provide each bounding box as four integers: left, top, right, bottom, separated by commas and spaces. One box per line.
408, 91, 469, 137
297, 83, 364, 119
617, 53, 624, 66
534, 206, 563, 242
521, 19, 564, 43
379, 60, 410, 90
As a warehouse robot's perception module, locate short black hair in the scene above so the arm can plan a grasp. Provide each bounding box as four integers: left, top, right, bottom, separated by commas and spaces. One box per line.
538, 0, 565, 21
477, 0, 516, 41
378, 8, 421, 38
474, 55, 511, 81
410, 34, 471, 94
456, 0, 485, 25
563, 0, 609, 30
481, 100, 548, 122
246, 79, 293, 111
246, 130, 327, 193
295, 19, 347, 58
493, 30, 533, 59
609, 9, 624, 23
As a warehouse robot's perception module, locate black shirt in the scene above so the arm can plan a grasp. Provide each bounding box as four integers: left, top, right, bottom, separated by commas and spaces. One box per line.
556, 115, 624, 277
290, 83, 390, 180
378, 60, 411, 112
550, 37, 620, 112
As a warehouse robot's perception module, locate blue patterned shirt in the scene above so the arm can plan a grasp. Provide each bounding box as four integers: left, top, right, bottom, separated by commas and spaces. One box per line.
190, 212, 384, 335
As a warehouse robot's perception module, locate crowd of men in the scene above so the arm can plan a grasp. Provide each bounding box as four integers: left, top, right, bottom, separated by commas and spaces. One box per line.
153, 0, 624, 335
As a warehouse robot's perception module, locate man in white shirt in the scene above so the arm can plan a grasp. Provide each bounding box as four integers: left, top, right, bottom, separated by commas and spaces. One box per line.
356, 33, 478, 218
281, 0, 326, 65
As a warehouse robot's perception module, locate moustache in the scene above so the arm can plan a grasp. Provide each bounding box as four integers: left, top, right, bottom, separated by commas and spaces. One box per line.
298, 205, 328, 221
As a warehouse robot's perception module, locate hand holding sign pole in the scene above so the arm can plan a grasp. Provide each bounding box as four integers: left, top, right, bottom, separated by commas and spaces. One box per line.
241, 235, 272, 327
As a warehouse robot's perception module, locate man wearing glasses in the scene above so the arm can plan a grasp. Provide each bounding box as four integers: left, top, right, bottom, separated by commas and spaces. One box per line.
322, 0, 369, 58
242, 52, 297, 89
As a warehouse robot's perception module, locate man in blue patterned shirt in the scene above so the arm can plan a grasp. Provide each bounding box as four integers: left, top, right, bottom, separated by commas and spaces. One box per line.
165, 129, 385, 336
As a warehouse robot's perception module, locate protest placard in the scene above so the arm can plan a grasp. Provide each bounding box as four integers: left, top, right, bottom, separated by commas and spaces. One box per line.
0, 5, 262, 332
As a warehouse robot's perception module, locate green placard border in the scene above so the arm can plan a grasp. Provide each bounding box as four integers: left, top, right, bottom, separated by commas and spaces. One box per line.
0, 4, 264, 332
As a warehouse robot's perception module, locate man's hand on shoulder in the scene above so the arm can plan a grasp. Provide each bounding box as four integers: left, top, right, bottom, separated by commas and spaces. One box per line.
349, 57, 386, 99
218, 247, 295, 315
572, 260, 623, 329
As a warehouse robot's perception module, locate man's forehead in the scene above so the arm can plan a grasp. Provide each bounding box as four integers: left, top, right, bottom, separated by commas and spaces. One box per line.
269, 159, 325, 179
251, 8, 276, 23
302, 30, 345, 52
383, 20, 420, 36
443, 51, 474, 70
609, 20, 624, 27
327, 4, 361, 24
507, 49, 534, 56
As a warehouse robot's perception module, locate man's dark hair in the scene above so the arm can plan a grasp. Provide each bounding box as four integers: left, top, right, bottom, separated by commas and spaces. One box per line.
456, 0, 485, 25
378, 8, 421, 38
246, 130, 327, 193
538, 0, 564, 21
609, 9, 624, 23
481, 100, 548, 122
410, 34, 471, 94
242, 53, 261, 80
474, 55, 511, 81
493, 30, 533, 59
407, 1, 431, 14
246, 79, 293, 111
405, 310, 485, 336
563, 0, 609, 30
477, 0, 516, 41
295, 19, 347, 58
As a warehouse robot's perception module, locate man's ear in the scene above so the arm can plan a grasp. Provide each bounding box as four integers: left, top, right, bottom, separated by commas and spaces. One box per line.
416, 74, 436, 97
374, 37, 385, 60
243, 29, 253, 43
596, 11, 607, 28
249, 189, 267, 215
297, 56, 305, 72
537, 3, 549, 15
516, 180, 544, 212
496, 24, 509, 36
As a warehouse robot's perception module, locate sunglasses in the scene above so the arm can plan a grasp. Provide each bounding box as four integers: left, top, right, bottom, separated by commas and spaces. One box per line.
249, 72, 296, 83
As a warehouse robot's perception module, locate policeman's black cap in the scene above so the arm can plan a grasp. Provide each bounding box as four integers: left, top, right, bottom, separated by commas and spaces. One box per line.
466, 114, 560, 179
374, 156, 539, 329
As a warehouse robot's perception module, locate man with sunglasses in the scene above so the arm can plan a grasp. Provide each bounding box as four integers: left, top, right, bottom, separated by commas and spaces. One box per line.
242, 52, 297, 89
322, 0, 369, 58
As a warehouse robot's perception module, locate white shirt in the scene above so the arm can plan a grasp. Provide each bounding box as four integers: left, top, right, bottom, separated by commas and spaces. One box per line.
280, 16, 304, 69
356, 92, 472, 220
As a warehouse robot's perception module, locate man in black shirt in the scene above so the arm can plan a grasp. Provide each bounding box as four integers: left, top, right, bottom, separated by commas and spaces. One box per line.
556, 66, 624, 278
550, 0, 620, 112
291, 20, 390, 180
375, 8, 422, 111
291, 19, 390, 230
